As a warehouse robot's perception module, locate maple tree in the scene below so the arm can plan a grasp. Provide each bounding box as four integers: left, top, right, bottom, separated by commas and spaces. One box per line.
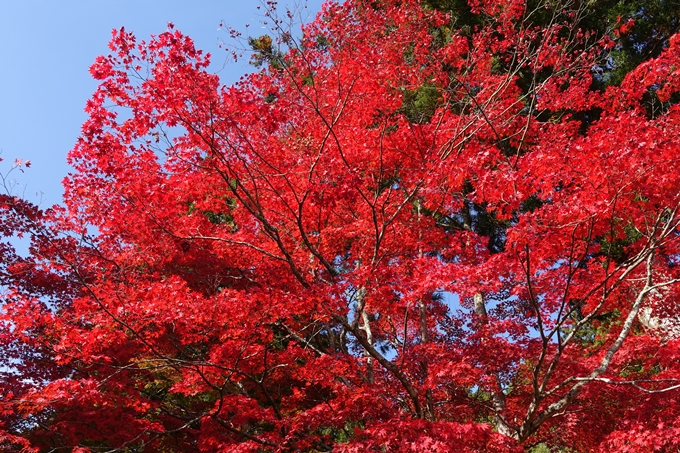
3, 0, 680, 451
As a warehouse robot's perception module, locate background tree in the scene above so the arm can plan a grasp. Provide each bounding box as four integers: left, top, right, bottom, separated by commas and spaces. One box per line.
3, 0, 680, 451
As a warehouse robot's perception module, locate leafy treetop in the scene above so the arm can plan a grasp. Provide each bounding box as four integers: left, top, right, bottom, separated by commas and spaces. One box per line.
3, 0, 680, 451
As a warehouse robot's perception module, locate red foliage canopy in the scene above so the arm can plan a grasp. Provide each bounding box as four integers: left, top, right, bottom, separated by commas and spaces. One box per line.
3, 0, 680, 451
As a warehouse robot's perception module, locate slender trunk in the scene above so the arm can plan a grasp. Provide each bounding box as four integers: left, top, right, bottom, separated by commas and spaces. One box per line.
474, 292, 517, 438
356, 287, 374, 383
418, 298, 428, 344
360, 309, 375, 383
417, 203, 434, 419
418, 297, 435, 419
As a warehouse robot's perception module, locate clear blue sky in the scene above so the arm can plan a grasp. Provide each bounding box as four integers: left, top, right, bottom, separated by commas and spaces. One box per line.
0, 0, 325, 208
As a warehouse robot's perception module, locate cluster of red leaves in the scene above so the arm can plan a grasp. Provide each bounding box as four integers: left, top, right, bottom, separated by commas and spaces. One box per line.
2, 0, 680, 451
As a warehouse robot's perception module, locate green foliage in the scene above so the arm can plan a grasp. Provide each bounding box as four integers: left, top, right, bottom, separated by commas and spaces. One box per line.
602, 0, 680, 87
248, 34, 286, 70
422, 0, 482, 29
598, 223, 644, 264
519, 195, 544, 214
528, 444, 551, 453
399, 84, 443, 123
568, 308, 622, 347
202, 210, 234, 225
317, 420, 363, 445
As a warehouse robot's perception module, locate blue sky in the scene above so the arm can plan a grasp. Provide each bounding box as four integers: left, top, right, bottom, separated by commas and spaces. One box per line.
0, 0, 325, 208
